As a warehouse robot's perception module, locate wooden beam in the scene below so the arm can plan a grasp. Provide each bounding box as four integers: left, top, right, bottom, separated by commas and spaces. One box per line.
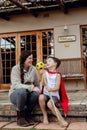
56, 0, 68, 14
8, 0, 39, 17
9, 0, 30, 13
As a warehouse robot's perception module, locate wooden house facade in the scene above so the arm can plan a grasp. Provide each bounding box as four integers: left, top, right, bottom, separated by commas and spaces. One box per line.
0, 0, 87, 90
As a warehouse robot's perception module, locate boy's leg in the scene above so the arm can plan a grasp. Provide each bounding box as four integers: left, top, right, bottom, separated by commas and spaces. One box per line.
47, 97, 68, 127
39, 94, 49, 124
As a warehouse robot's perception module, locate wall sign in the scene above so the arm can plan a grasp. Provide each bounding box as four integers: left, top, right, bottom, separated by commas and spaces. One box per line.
58, 35, 76, 42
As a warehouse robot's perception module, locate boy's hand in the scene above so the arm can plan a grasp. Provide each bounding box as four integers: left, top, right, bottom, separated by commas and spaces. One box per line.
40, 69, 45, 74
46, 86, 52, 92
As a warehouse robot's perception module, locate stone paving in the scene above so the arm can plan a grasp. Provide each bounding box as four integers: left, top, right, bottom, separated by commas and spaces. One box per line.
0, 121, 87, 130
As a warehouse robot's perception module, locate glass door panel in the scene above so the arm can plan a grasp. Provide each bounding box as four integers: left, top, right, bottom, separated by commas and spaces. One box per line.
42, 30, 54, 63
0, 36, 16, 86
20, 34, 37, 66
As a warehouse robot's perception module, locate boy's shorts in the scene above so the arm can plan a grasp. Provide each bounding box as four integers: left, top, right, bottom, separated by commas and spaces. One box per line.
44, 94, 60, 107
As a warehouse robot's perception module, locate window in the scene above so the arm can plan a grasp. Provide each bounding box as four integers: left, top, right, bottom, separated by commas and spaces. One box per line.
0, 36, 16, 84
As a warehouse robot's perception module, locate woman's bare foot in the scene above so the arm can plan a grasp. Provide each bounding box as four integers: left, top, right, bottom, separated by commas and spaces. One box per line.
43, 116, 49, 125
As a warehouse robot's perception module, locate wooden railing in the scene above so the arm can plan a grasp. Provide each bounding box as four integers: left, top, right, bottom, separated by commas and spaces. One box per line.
58, 58, 85, 80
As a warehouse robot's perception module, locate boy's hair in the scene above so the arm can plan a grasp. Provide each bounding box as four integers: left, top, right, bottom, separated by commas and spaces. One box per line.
47, 56, 61, 69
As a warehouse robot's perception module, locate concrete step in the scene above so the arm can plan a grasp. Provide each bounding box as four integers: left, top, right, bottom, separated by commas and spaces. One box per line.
0, 90, 87, 123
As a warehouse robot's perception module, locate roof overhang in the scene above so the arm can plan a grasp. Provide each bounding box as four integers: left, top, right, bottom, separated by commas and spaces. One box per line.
0, 0, 87, 20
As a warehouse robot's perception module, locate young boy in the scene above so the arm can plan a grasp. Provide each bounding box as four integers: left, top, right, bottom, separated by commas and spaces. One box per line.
39, 56, 68, 127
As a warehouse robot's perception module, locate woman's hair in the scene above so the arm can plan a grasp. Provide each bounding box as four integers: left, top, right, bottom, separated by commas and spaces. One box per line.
20, 50, 32, 83
47, 56, 61, 69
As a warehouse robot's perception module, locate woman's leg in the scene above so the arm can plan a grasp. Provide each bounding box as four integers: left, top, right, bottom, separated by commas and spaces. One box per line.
39, 94, 49, 124
47, 99, 68, 127
25, 91, 39, 124
10, 88, 27, 111
10, 88, 30, 127
26, 91, 39, 113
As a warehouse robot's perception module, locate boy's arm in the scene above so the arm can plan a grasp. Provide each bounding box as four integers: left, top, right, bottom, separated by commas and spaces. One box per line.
46, 74, 61, 92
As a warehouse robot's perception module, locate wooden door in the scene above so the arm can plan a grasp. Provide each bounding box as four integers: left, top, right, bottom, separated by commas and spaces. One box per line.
0, 29, 54, 89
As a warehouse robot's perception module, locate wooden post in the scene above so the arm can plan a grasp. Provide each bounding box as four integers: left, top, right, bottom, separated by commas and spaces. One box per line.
84, 57, 87, 89
85, 58, 87, 89
0, 52, 3, 84
83, 43, 87, 89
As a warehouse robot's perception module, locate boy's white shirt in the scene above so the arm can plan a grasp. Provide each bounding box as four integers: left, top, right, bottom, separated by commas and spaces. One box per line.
43, 71, 60, 100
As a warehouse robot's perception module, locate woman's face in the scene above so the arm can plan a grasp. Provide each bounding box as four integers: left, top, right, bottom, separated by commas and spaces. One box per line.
24, 54, 33, 68
46, 58, 56, 69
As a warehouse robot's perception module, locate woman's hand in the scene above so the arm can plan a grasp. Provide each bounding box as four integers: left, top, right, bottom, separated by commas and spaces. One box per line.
33, 87, 41, 94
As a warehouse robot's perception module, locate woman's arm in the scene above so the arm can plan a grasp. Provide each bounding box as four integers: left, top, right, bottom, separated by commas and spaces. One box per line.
11, 65, 34, 92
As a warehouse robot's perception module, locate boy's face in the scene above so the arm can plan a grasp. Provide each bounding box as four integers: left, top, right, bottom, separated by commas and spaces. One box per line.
46, 58, 56, 69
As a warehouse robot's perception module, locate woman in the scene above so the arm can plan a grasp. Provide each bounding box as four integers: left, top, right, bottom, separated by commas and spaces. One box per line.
9, 50, 41, 127
39, 56, 68, 127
